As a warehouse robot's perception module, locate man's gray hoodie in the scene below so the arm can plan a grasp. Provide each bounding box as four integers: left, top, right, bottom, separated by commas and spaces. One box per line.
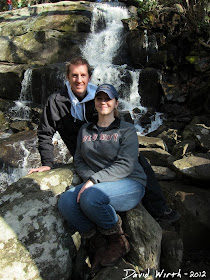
74, 118, 147, 186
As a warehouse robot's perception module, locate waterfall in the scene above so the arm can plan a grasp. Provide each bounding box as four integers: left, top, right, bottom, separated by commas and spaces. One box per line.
81, 3, 162, 133
9, 69, 33, 121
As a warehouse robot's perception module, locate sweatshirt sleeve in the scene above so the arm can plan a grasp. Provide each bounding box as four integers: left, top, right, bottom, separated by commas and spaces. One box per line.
37, 96, 58, 168
90, 125, 139, 183
74, 126, 96, 182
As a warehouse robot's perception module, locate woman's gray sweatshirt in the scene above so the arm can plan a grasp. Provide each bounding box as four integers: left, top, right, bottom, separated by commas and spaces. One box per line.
74, 118, 147, 186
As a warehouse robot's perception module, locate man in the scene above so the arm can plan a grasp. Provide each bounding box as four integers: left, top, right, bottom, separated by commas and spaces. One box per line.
28, 57, 97, 174
28, 56, 179, 223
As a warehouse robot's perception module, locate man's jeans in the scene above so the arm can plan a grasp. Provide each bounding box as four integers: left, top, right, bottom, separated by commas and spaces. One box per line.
58, 178, 145, 233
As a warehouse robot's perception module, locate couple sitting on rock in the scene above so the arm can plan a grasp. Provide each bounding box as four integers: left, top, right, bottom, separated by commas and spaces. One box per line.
28, 57, 180, 275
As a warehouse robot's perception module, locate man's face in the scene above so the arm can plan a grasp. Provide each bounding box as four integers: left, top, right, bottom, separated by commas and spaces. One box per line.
67, 64, 90, 100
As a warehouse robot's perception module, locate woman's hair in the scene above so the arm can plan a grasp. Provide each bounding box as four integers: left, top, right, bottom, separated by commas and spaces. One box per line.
114, 108, 119, 117
66, 57, 92, 77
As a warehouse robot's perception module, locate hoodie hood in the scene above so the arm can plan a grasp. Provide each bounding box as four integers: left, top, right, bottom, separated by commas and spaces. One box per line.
66, 81, 97, 122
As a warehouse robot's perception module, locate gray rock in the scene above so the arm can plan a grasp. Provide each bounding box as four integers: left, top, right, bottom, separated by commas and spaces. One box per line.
173, 155, 210, 182
161, 230, 183, 272
0, 167, 75, 280
139, 148, 173, 167
183, 123, 210, 151
123, 204, 162, 270
0, 2, 92, 65
172, 140, 195, 159
152, 165, 176, 181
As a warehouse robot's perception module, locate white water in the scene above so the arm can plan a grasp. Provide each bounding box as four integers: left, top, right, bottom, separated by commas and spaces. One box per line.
9, 69, 33, 121
81, 3, 163, 134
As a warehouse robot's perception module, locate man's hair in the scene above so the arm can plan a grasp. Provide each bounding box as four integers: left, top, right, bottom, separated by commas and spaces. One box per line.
66, 57, 92, 77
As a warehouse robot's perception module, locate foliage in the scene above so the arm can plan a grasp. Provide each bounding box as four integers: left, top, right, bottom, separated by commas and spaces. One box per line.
137, 0, 157, 14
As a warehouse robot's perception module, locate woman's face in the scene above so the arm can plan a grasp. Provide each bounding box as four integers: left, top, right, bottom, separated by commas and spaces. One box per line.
95, 92, 118, 117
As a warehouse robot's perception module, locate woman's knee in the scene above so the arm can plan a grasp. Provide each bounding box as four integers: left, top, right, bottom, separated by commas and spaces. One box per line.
79, 187, 107, 212
58, 189, 76, 215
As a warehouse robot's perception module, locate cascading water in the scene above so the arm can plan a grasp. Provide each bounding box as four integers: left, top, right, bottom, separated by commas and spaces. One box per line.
9, 69, 33, 121
81, 3, 162, 133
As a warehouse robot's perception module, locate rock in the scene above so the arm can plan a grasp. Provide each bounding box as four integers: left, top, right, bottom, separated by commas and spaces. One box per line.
160, 230, 183, 272
160, 181, 210, 249
0, 64, 26, 100
163, 103, 192, 123
182, 123, 210, 151
30, 63, 66, 104
138, 68, 163, 111
0, 167, 75, 280
92, 258, 154, 280
10, 120, 34, 132
138, 135, 167, 150
173, 155, 210, 182
152, 166, 176, 181
0, 2, 92, 65
160, 81, 187, 102
25, 164, 75, 195
139, 148, 173, 167
0, 130, 72, 170
122, 204, 162, 270
0, 130, 39, 169
0, 111, 9, 133
172, 140, 195, 159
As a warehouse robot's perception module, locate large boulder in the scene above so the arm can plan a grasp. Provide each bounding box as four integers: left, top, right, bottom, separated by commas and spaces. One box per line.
123, 204, 162, 270
0, 166, 75, 280
0, 1, 92, 65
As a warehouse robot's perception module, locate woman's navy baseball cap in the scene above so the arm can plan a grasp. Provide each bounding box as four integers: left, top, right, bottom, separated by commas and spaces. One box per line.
95, 84, 119, 100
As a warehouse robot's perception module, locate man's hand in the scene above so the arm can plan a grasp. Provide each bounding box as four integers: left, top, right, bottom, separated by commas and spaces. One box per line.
28, 166, 51, 174
77, 179, 94, 203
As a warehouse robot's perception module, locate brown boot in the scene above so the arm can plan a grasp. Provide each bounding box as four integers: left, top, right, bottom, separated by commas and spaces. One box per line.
99, 215, 130, 266
89, 232, 108, 276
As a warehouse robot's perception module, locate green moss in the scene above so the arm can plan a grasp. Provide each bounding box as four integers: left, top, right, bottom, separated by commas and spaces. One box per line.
186, 56, 199, 64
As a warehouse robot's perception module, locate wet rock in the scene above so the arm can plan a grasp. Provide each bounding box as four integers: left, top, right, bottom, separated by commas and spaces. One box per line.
0, 111, 9, 133
10, 120, 34, 132
0, 64, 26, 100
172, 155, 210, 182
138, 68, 163, 111
0, 130, 39, 169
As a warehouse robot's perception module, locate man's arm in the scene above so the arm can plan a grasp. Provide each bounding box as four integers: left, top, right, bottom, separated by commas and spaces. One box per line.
28, 96, 57, 174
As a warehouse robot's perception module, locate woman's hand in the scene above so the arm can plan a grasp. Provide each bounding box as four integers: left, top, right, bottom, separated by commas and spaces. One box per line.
77, 179, 94, 203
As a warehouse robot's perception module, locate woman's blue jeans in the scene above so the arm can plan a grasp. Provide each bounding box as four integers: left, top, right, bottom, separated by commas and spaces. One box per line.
58, 178, 145, 233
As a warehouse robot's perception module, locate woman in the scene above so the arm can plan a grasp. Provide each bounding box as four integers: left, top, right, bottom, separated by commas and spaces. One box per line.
58, 84, 147, 274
